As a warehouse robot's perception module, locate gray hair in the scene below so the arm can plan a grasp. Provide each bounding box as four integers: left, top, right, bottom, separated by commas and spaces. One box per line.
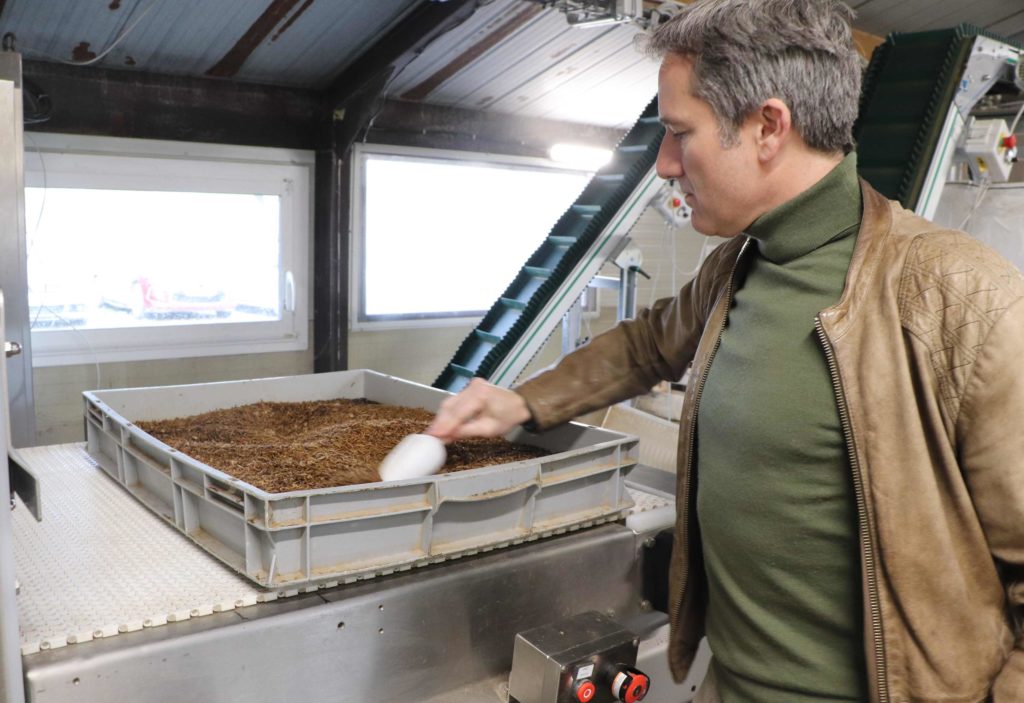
644, 0, 861, 153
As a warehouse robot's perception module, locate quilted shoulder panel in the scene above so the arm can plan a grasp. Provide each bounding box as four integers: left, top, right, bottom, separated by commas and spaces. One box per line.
898, 229, 1024, 419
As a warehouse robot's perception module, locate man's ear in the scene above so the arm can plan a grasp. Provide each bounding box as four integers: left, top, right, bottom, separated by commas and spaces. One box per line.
753, 98, 792, 162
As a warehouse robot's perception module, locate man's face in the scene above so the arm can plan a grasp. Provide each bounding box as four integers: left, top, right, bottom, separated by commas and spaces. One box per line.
656, 53, 761, 237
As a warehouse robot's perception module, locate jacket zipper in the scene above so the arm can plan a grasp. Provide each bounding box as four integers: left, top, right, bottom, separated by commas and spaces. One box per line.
669, 240, 748, 639
814, 315, 889, 703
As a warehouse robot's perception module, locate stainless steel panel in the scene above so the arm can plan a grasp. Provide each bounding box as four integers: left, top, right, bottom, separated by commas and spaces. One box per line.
0, 51, 36, 448
23, 525, 645, 703
0, 293, 26, 703
415, 619, 710, 703
9, 447, 41, 520
509, 611, 640, 703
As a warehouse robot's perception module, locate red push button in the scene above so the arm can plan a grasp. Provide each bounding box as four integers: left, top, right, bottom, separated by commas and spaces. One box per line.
623, 672, 649, 702
1005, 134, 1018, 149
573, 679, 596, 702
611, 667, 650, 703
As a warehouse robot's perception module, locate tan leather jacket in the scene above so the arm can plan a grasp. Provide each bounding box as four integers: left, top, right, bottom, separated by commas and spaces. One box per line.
516, 180, 1024, 702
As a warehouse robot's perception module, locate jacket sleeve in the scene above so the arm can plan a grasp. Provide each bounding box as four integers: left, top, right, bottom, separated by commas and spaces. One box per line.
514, 238, 736, 431
955, 298, 1024, 700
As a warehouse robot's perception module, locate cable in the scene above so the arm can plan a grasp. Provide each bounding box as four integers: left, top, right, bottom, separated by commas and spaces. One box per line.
676, 235, 712, 279
958, 176, 990, 232
22, 79, 52, 125
19, 0, 165, 67
22, 133, 102, 391
646, 223, 666, 307
1009, 100, 1024, 137
645, 212, 712, 309
362, 3, 479, 143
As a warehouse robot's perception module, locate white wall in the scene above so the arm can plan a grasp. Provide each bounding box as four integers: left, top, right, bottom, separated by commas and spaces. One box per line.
32, 322, 314, 445
348, 323, 478, 386
347, 206, 717, 392
35, 205, 714, 446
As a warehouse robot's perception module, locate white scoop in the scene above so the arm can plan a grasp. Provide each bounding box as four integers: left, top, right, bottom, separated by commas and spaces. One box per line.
378, 434, 447, 481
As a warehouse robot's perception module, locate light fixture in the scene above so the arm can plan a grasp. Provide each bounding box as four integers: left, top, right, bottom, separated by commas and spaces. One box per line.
549, 143, 613, 171
543, 0, 684, 30
549, 0, 643, 28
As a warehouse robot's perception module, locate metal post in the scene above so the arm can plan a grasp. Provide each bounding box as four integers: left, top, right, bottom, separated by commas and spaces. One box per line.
0, 291, 25, 703
0, 50, 36, 447
561, 298, 583, 355
618, 267, 638, 321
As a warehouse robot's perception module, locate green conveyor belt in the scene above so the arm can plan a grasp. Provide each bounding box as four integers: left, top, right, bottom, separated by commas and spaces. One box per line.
433, 96, 664, 392
855, 24, 1020, 209
435, 24, 1021, 394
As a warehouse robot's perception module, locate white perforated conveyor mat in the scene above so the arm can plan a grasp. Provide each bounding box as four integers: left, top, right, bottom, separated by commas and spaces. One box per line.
13, 444, 274, 656
13, 443, 673, 656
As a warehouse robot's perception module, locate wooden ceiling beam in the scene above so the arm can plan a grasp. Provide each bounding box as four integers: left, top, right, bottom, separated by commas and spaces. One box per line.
22, 60, 320, 149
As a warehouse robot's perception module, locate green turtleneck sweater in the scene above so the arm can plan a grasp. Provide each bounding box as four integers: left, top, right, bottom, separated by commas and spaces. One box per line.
696, 154, 867, 701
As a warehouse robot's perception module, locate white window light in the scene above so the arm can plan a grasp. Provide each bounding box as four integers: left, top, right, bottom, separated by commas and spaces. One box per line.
549, 143, 613, 171
351, 144, 592, 329
23, 133, 312, 366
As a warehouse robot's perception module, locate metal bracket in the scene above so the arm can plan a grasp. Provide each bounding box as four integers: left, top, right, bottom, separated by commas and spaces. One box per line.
954, 37, 1021, 121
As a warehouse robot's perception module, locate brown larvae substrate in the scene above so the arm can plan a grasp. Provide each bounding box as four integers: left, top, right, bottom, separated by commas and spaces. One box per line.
137, 398, 548, 493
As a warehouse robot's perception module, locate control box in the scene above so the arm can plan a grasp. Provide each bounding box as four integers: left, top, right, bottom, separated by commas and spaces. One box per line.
958, 117, 1017, 182
509, 611, 650, 703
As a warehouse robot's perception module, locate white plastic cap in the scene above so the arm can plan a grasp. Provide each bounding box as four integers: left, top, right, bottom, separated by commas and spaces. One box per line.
378, 434, 447, 481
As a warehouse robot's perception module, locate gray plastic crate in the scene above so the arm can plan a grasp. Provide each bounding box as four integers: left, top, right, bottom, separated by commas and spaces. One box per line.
83, 370, 639, 588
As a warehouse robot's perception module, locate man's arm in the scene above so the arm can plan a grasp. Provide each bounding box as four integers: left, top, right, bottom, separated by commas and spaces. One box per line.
956, 298, 1024, 699
515, 237, 740, 430
426, 238, 739, 441
426, 379, 531, 442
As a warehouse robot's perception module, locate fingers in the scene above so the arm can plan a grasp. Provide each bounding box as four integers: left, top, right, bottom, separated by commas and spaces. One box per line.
426, 380, 487, 441
425, 379, 530, 442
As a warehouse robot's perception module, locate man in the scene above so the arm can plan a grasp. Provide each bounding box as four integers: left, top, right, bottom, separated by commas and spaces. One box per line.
427, 0, 1024, 700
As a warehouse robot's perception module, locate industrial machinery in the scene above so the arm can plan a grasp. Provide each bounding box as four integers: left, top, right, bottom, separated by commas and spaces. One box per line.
4, 20, 1024, 703
0, 39, 709, 703
509, 611, 651, 703
7, 394, 707, 702
856, 26, 1024, 216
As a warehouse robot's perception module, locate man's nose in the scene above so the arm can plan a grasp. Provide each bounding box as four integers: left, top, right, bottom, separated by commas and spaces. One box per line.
655, 132, 682, 181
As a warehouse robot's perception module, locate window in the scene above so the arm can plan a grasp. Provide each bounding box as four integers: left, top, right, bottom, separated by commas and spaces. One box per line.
24, 134, 311, 366
351, 144, 591, 329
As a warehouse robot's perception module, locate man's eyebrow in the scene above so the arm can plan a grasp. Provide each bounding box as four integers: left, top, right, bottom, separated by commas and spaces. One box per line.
659, 118, 685, 134
659, 116, 686, 128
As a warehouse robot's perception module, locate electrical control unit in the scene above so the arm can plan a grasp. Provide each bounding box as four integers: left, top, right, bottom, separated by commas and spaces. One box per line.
957, 118, 1018, 183
509, 611, 650, 703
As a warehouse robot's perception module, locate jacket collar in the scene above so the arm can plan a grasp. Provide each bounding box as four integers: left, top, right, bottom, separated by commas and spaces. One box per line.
815, 180, 894, 336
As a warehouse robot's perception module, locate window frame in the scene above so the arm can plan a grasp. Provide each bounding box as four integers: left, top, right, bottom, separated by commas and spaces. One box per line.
23, 133, 312, 367
350, 143, 591, 331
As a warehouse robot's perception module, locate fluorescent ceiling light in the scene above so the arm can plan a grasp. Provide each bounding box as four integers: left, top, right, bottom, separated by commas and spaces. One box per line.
549, 143, 613, 171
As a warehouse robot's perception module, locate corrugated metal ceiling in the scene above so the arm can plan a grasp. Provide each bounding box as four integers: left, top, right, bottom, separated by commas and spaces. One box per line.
1, 0, 423, 87
851, 0, 1024, 44
386, 1, 658, 128
1, 0, 1023, 132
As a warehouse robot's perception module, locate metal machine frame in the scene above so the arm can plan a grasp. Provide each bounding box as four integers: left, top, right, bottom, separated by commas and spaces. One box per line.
0, 50, 36, 449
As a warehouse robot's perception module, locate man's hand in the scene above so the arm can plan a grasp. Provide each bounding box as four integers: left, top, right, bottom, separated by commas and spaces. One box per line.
426, 378, 533, 442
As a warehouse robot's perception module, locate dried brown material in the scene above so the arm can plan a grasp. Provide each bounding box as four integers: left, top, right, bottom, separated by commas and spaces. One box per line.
137, 399, 548, 493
